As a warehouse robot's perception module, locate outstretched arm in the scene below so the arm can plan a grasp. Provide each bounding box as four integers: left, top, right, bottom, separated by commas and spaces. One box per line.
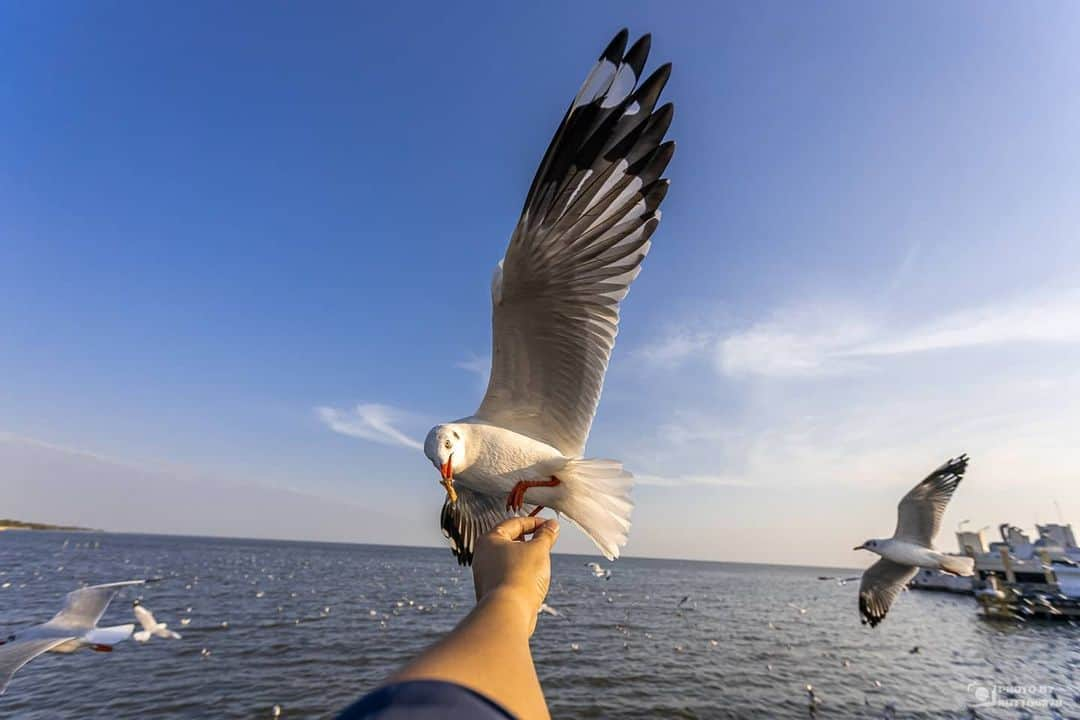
390, 516, 560, 720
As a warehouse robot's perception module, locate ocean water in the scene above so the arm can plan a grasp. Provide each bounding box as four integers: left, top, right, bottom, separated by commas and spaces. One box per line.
1, 532, 1077, 719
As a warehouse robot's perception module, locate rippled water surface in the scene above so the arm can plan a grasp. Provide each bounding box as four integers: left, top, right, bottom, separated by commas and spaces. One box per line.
1, 532, 1078, 718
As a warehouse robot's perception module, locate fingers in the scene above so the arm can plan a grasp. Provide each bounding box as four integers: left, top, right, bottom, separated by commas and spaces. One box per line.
528, 519, 560, 551
491, 516, 548, 542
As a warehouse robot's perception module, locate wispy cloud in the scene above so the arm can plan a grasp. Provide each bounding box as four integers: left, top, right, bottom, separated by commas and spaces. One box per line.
634, 329, 713, 368
715, 305, 872, 378
635, 472, 755, 487
455, 354, 491, 387
715, 287, 1080, 378
854, 288, 1080, 357
316, 403, 423, 450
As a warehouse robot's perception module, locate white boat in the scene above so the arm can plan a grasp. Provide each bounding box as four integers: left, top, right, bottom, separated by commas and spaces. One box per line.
910, 522, 1080, 610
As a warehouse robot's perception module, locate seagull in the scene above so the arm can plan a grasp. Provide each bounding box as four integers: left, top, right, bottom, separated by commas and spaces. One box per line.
423, 28, 675, 565
855, 455, 975, 627
586, 562, 611, 579
537, 603, 562, 618
817, 575, 860, 585
0, 580, 144, 695
132, 600, 181, 642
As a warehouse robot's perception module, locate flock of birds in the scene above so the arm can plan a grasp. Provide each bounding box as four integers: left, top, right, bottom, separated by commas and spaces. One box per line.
0, 580, 180, 695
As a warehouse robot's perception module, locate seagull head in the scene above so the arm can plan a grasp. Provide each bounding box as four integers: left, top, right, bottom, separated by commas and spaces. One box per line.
854, 539, 882, 554
424, 424, 467, 503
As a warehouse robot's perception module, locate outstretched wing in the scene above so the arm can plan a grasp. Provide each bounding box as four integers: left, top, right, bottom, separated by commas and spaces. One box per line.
133, 604, 156, 632
858, 559, 917, 628
475, 29, 674, 457
0, 638, 72, 695
440, 487, 520, 566
895, 455, 968, 546
47, 580, 145, 632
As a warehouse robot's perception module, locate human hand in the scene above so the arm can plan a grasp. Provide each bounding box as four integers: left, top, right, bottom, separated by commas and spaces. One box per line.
472, 516, 560, 636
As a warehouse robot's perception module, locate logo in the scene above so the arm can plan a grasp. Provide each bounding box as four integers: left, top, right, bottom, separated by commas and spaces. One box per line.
967, 683, 1063, 709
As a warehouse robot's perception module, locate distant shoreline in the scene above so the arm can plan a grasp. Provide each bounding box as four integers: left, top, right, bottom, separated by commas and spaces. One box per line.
0, 518, 100, 532
3, 525, 862, 573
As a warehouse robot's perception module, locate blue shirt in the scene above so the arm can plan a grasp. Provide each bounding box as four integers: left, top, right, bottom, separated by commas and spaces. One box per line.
338, 680, 515, 719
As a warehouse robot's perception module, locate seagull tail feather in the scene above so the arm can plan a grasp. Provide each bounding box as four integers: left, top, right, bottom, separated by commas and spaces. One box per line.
939, 555, 975, 577
557, 458, 634, 560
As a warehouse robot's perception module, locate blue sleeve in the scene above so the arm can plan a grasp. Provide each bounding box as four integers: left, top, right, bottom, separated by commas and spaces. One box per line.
337, 680, 516, 720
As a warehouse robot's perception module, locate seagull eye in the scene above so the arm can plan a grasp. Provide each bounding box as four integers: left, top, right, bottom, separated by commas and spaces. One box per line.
444, 440, 452, 450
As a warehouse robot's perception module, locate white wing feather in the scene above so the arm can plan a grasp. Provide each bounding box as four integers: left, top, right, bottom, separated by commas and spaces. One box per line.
474, 30, 674, 457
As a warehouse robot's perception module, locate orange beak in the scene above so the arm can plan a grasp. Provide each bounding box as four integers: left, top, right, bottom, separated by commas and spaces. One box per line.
440, 458, 457, 504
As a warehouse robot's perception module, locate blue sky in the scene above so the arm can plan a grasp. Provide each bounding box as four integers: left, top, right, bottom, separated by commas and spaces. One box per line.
3, 2, 1079, 565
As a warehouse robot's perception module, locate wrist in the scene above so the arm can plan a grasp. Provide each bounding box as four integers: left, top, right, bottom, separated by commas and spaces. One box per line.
478, 586, 535, 633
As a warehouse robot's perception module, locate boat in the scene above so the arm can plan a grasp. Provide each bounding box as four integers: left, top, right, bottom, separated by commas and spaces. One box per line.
909, 522, 1080, 619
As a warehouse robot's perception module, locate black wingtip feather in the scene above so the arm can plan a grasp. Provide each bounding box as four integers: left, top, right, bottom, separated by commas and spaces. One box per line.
643, 141, 676, 183
441, 499, 474, 566
630, 64, 672, 114
643, 179, 670, 212
859, 594, 885, 628
624, 34, 651, 77
601, 29, 629, 63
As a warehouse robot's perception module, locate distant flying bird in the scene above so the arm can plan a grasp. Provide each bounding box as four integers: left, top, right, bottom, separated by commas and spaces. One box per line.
0, 580, 144, 695
586, 562, 612, 579
132, 601, 181, 642
855, 455, 975, 627
537, 603, 563, 618
424, 29, 675, 565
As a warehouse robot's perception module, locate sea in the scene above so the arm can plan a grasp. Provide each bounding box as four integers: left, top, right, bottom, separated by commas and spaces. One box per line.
0, 532, 1077, 719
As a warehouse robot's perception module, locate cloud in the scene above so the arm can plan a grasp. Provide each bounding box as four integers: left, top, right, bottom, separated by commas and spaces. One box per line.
316, 403, 423, 450
715, 305, 872, 378
635, 472, 754, 487
854, 288, 1080, 356
715, 287, 1080, 378
0, 434, 412, 543
634, 329, 713, 368
455, 354, 491, 387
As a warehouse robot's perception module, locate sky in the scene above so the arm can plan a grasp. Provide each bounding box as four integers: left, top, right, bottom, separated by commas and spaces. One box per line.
3, 2, 1079, 567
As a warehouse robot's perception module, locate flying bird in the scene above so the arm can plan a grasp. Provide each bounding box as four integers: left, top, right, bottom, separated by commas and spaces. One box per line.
0, 580, 144, 695
586, 562, 612, 579
132, 601, 182, 642
855, 455, 975, 627
424, 28, 675, 565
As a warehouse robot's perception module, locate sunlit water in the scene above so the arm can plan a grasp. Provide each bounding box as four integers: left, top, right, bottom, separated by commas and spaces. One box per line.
1, 532, 1077, 719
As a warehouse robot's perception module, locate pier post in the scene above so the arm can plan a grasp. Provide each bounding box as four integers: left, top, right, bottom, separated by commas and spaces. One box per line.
999, 546, 1015, 584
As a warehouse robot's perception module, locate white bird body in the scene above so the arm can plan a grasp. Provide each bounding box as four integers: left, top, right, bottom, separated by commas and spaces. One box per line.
446, 420, 566, 500
133, 603, 182, 642
431, 420, 633, 560
868, 539, 953, 570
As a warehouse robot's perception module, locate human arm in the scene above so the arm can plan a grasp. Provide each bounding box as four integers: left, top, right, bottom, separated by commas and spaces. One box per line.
388, 516, 559, 720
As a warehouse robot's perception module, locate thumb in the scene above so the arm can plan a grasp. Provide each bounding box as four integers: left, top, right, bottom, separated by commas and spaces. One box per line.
527, 519, 560, 551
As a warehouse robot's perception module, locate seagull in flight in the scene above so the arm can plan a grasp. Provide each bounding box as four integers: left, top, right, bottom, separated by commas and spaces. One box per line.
855, 455, 975, 627
424, 29, 675, 565
0, 580, 145, 695
132, 601, 182, 642
586, 562, 612, 579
